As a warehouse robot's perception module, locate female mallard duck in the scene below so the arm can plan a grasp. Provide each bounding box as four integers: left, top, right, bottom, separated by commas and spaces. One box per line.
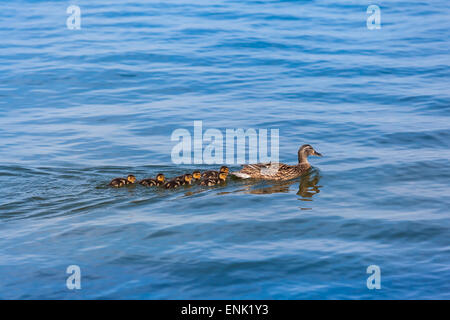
201, 166, 229, 179
231, 144, 322, 181
139, 173, 165, 187
200, 172, 228, 186
109, 174, 137, 188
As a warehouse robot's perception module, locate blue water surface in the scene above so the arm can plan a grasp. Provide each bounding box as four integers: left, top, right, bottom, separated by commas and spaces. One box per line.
0, 0, 449, 299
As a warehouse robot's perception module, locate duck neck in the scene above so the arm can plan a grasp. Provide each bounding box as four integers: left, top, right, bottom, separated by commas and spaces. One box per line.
298, 151, 309, 165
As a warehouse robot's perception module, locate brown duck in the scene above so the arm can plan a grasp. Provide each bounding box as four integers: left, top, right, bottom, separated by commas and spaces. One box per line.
139, 173, 165, 187
173, 171, 200, 183
201, 166, 229, 179
200, 172, 228, 186
164, 174, 193, 189
231, 144, 322, 181
179, 173, 194, 186
109, 175, 137, 188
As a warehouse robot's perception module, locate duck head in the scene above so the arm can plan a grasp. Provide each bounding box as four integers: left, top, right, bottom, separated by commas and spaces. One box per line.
219, 172, 228, 181
219, 166, 229, 174
156, 173, 165, 182
184, 174, 193, 184
192, 170, 201, 180
127, 175, 137, 183
298, 145, 322, 164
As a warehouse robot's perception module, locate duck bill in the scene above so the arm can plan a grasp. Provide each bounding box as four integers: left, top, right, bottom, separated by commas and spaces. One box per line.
314, 151, 323, 157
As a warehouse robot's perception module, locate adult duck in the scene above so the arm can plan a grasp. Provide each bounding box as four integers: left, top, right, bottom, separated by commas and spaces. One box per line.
231, 144, 322, 181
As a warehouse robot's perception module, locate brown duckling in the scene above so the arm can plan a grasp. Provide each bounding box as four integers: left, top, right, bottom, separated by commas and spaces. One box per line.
109, 174, 137, 188
172, 172, 195, 184
172, 173, 187, 183
192, 170, 202, 182
139, 173, 165, 187
201, 166, 229, 179
231, 144, 322, 181
164, 180, 181, 189
179, 173, 193, 186
200, 172, 228, 186
164, 174, 193, 189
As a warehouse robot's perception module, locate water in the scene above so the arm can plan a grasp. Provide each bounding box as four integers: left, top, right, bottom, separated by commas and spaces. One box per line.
0, 0, 449, 299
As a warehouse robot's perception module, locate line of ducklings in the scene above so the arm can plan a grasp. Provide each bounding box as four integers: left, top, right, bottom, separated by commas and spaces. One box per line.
109, 166, 229, 189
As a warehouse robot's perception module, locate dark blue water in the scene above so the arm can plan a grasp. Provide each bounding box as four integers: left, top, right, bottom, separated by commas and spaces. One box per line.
1, 0, 449, 299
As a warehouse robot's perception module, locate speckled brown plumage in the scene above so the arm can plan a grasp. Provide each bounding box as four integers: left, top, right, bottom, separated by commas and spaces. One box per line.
231, 144, 322, 181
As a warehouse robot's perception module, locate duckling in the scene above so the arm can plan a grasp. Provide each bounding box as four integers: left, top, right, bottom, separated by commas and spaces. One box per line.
172, 172, 195, 184
231, 144, 322, 181
164, 180, 181, 189
192, 170, 202, 182
139, 173, 165, 187
164, 174, 194, 189
179, 173, 193, 186
200, 172, 228, 186
109, 174, 137, 188
201, 166, 229, 179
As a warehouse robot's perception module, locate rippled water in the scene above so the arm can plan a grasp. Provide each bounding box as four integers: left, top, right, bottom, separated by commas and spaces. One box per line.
1, 0, 449, 299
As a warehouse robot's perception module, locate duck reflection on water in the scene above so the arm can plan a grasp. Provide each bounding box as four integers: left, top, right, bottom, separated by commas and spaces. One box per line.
296, 169, 322, 200
233, 168, 322, 199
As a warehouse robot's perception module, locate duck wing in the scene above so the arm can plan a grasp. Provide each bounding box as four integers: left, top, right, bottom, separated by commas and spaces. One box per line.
232, 163, 290, 179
